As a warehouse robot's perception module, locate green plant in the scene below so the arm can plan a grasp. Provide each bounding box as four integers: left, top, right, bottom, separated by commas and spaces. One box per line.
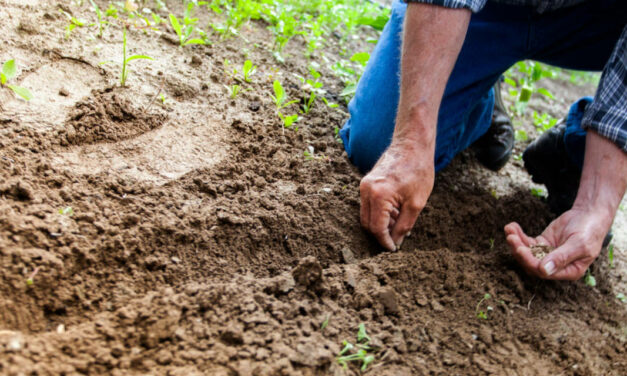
505, 61, 557, 115
226, 84, 241, 98
278, 112, 298, 129
584, 269, 596, 287
617, 293, 626, 303
320, 315, 330, 331
120, 28, 153, 86
1, 60, 32, 101
531, 187, 547, 198
242, 60, 257, 83
295, 66, 327, 114
476, 293, 493, 320
60, 9, 86, 38
169, 4, 207, 46
608, 244, 614, 268
337, 323, 376, 372
26, 267, 40, 286
58, 206, 75, 216
89, 0, 108, 37
532, 111, 559, 133
270, 79, 298, 110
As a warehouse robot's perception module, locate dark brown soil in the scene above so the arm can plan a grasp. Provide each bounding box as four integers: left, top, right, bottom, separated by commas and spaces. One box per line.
0, 0, 625, 375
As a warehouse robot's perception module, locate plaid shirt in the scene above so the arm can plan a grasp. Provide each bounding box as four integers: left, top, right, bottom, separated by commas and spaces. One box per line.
405, 0, 627, 152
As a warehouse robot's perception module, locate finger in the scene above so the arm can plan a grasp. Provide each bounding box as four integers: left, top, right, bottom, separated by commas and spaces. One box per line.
507, 235, 542, 277
390, 200, 422, 246
390, 207, 400, 220
368, 198, 396, 251
538, 237, 592, 280
388, 217, 397, 231
504, 222, 536, 247
360, 184, 371, 230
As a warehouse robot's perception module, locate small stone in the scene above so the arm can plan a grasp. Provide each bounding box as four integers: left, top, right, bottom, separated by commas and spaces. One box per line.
377, 287, 400, 315
59, 88, 69, 97
430, 299, 444, 312
340, 247, 357, 264
56, 324, 65, 334
171, 256, 181, 264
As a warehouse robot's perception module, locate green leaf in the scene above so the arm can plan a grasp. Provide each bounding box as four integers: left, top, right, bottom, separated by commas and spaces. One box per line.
169, 14, 182, 37
125, 55, 153, 63
357, 323, 370, 343
272, 80, 285, 106
350, 52, 370, 67
503, 77, 517, 87
0, 73, 5, 85
3, 59, 16, 80
7, 85, 33, 101
536, 87, 554, 99
183, 38, 205, 45
340, 83, 357, 97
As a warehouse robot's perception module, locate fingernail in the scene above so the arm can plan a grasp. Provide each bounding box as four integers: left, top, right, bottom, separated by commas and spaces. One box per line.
543, 261, 556, 276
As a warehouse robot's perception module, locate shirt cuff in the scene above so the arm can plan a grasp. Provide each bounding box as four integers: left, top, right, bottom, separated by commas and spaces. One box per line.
582, 102, 627, 153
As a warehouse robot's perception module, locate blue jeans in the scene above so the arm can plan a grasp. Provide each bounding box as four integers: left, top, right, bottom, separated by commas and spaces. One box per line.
340, 0, 626, 173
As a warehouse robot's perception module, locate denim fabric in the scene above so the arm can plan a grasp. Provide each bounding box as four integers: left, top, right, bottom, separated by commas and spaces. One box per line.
340, 0, 626, 173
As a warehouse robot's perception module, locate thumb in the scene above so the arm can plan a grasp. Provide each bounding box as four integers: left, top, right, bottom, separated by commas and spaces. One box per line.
539, 238, 589, 280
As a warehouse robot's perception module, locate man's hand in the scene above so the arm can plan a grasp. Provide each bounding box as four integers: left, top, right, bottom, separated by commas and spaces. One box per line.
360, 143, 434, 251
358, 4, 470, 250
504, 208, 609, 280
505, 131, 626, 280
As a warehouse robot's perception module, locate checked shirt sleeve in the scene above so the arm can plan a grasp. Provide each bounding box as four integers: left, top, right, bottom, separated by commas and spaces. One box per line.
402, 0, 488, 13
582, 26, 627, 153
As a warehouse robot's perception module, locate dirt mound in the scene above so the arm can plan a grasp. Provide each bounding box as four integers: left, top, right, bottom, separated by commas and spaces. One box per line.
63, 88, 166, 145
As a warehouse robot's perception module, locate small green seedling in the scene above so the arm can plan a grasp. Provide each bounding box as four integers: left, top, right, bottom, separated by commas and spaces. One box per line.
227, 84, 241, 99
321, 97, 339, 109
489, 238, 495, 250
120, 28, 153, 86
333, 126, 343, 144
58, 206, 74, 216
531, 187, 547, 198
278, 112, 298, 129
60, 9, 86, 38
26, 267, 40, 286
476, 293, 493, 320
297, 67, 324, 114
320, 315, 330, 332
89, 0, 108, 38
617, 293, 626, 303
169, 12, 206, 46
584, 270, 596, 287
270, 80, 298, 110
1, 60, 32, 101
242, 60, 257, 83
608, 244, 614, 268
337, 323, 376, 371
350, 52, 370, 67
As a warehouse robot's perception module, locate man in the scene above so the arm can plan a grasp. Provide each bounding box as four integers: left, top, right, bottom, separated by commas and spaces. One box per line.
339, 0, 626, 280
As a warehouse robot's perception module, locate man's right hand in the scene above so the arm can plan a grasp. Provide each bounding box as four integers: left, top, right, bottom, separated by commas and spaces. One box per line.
360, 142, 434, 251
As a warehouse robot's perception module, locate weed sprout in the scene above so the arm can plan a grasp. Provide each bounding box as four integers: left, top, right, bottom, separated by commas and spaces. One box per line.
1, 60, 32, 101
120, 28, 153, 86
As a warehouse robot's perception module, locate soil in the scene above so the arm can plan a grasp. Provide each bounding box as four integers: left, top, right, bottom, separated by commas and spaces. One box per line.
530, 245, 553, 260
1, 1, 625, 375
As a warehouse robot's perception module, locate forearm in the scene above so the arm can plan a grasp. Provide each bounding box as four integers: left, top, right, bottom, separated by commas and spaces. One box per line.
573, 131, 627, 227
393, 3, 471, 154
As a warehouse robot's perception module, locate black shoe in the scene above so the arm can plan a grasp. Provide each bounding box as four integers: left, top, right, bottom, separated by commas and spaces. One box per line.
473, 81, 515, 171
523, 121, 613, 247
